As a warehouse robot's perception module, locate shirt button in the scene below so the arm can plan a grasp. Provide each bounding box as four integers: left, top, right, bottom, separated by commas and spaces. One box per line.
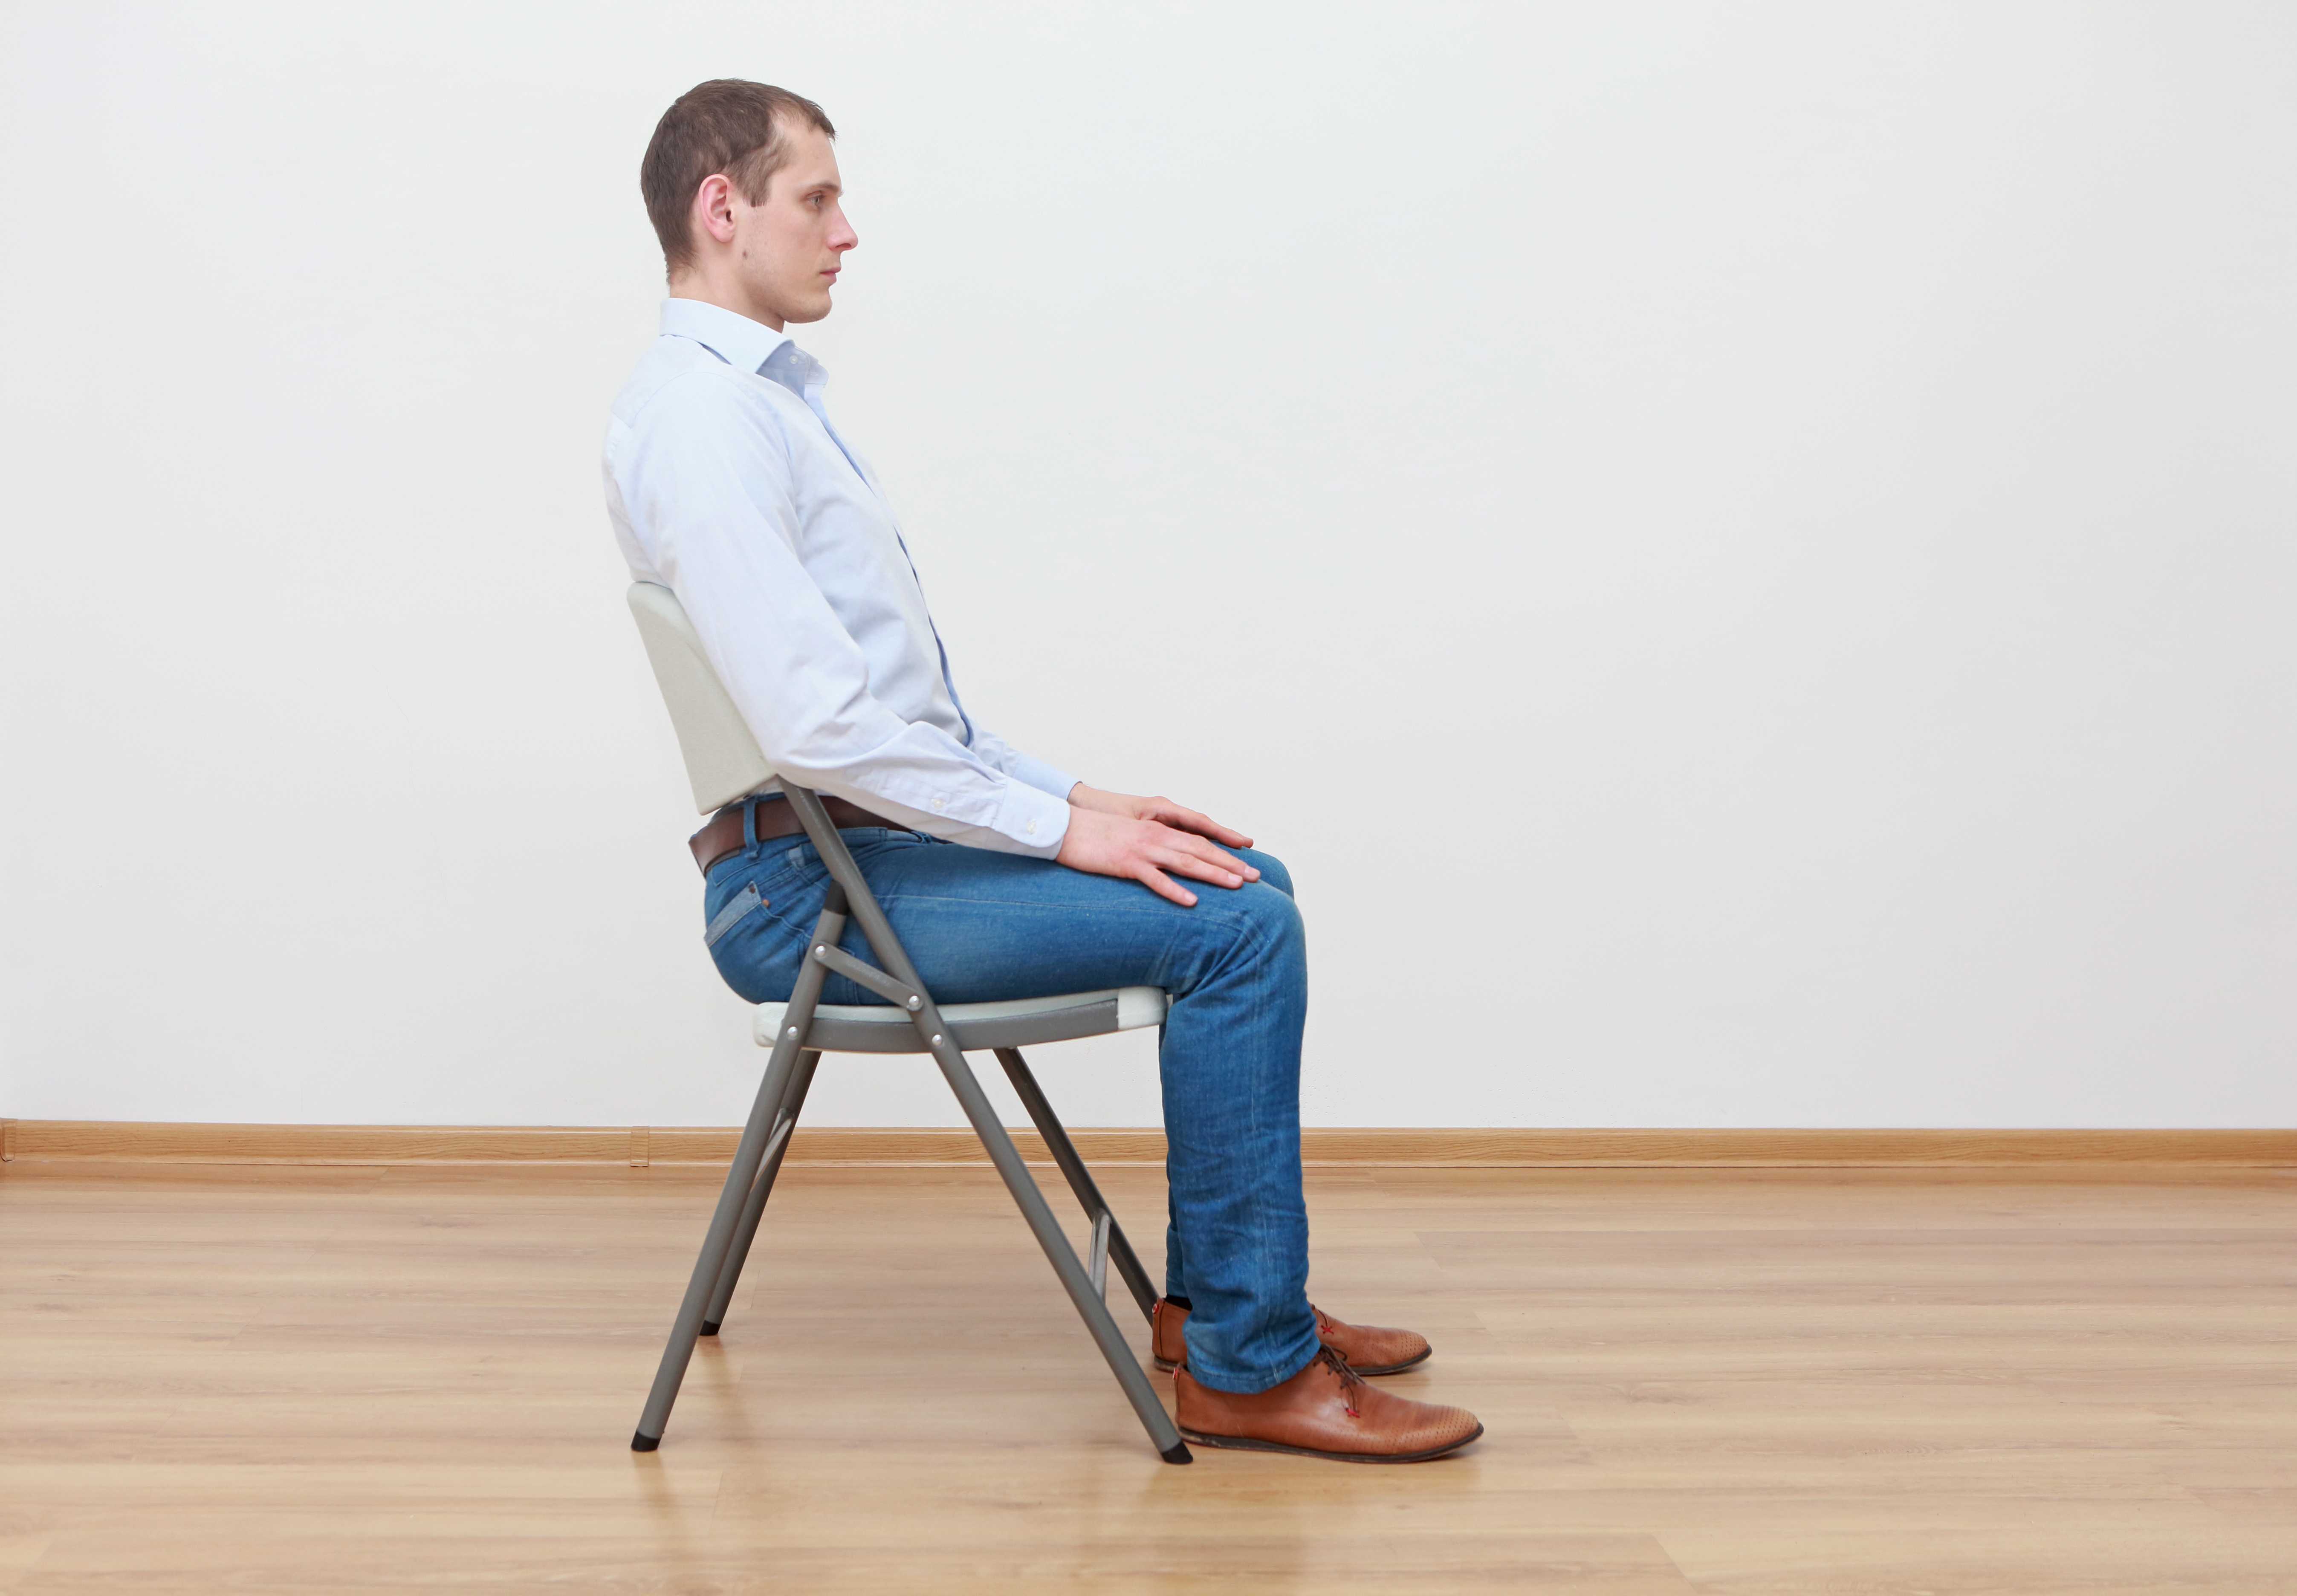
932, 798, 946, 812
1026, 820, 1038, 835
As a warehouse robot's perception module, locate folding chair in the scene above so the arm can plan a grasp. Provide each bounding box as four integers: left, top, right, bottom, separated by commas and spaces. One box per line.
623, 581, 1191, 1463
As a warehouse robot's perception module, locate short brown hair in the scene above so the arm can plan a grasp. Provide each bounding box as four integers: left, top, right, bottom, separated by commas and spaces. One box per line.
641, 79, 836, 275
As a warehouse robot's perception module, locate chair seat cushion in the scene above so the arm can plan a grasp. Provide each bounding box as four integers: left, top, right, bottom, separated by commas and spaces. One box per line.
752, 986, 1169, 1055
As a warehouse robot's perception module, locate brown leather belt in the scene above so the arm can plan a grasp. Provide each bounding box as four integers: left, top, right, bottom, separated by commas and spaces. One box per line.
689, 795, 901, 875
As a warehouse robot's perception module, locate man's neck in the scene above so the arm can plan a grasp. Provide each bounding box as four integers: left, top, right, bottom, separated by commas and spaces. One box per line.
666, 272, 785, 333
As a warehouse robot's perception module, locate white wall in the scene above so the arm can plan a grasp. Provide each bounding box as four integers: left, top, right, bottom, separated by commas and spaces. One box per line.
3, 2, 2292, 1131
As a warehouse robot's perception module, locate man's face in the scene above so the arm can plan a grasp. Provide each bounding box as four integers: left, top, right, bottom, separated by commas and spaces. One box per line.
730, 124, 856, 327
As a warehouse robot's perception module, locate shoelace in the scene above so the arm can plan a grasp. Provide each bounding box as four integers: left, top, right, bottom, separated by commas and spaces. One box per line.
1317, 1345, 1368, 1419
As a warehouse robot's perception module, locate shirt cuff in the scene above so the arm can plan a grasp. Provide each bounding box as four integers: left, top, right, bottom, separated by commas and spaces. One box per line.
1004, 753, 1079, 802
992, 778, 1071, 859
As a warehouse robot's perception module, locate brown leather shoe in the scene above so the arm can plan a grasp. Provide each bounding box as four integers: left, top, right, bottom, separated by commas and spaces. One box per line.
1151, 1297, 1189, 1370
1174, 1348, 1483, 1463
1152, 1298, 1433, 1376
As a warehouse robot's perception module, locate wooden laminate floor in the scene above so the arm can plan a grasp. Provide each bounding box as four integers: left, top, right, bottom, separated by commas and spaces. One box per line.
4, 1159, 2296, 1593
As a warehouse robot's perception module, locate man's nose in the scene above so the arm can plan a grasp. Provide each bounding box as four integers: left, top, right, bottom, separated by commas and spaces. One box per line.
830, 208, 858, 252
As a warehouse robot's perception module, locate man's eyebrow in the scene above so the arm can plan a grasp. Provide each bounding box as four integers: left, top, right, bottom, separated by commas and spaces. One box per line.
803, 179, 842, 196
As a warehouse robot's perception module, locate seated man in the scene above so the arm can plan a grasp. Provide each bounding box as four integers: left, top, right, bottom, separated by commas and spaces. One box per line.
603, 78, 1481, 1463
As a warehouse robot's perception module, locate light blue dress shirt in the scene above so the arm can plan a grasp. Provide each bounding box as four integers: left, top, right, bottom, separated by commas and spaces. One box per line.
605, 299, 1074, 857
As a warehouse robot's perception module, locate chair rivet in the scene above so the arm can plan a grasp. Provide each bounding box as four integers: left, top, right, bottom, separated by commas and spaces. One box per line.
786, 1026, 798, 1038
931, 1035, 942, 1046
907, 996, 921, 1011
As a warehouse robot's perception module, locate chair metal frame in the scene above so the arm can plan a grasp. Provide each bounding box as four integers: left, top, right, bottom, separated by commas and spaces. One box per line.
629, 783, 1191, 1463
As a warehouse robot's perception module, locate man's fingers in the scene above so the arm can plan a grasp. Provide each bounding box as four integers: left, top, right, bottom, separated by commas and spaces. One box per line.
1146, 800, 1255, 851
1174, 807, 1255, 848
1184, 815, 1257, 850
1156, 840, 1251, 888
1184, 833, 1256, 879
1168, 829, 1258, 882
1137, 863, 1198, 907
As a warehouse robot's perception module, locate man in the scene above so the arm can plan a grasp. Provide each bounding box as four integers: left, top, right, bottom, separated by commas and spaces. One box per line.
604, 79, 1481, 1463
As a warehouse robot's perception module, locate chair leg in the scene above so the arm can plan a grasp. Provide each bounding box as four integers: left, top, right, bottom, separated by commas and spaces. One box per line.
995, 1047, 1159, 1322
931, 1044, 1191, 1462
700, 1050, 819, 1336
781, 786, 1190, 1463
632, 892, 845, 1453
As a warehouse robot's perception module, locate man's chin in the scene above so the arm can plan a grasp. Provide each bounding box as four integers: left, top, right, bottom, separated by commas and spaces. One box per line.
783, 295, 835, 326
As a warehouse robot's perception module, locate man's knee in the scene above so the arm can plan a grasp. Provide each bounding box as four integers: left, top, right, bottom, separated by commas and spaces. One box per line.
1169, 859, 1304, 993
1225, 875, 1305, 963
1239, 847, 1295, 901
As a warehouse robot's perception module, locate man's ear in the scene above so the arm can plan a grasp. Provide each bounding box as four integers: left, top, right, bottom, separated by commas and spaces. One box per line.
691, 173, 741, 250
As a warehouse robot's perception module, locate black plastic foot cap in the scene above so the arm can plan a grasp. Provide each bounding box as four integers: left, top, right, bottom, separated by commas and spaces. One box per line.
631, 1430, 660, 1452
699, 1321, 720, 1336
1160, 1441, 1194, 1464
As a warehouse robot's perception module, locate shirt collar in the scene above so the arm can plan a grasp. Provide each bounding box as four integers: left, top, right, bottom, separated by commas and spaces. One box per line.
660, 297, 792, 375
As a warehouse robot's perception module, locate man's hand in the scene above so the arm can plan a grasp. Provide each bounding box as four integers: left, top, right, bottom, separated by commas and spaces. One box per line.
1058, 786, 1259, 907
1067, 784, 1255, 849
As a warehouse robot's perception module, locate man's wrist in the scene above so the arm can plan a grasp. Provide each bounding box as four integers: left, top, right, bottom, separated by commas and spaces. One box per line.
1067, 783, 1130, 818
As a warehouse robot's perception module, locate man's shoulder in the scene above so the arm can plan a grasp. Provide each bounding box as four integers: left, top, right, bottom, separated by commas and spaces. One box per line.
609, 336, 790, 438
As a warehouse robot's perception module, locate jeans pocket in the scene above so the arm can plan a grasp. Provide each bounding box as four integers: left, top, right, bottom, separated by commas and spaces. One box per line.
704, 881, 767, 948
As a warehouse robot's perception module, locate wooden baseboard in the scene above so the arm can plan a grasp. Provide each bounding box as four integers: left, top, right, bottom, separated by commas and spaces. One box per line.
3, 1120, 2292, 1169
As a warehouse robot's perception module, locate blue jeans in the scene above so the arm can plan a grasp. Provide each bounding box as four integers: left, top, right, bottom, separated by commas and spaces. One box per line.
701, 817, 1320, 1394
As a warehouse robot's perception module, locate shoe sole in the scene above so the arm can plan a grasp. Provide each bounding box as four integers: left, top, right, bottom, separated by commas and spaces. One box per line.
1176, 1420, 1484, 1464
1156, 1345, 1433, 1378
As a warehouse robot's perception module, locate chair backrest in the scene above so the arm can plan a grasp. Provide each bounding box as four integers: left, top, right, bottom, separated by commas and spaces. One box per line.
628, 582, 777, 815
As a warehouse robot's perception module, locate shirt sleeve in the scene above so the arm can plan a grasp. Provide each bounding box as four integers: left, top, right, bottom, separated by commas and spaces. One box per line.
952, 722, 1078, 803
612, 373, 1070, 858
